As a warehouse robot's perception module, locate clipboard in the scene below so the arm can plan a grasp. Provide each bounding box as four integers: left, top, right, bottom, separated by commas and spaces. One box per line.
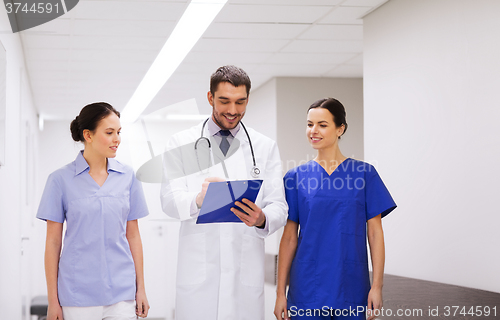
196, 180, 263, 224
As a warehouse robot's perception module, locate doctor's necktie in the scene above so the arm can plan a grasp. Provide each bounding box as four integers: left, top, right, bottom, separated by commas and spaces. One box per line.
219, 130, 231, 156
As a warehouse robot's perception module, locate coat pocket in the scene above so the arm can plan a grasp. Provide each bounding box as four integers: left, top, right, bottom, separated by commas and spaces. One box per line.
177, 233, 207, 286
240, 234, 265, 287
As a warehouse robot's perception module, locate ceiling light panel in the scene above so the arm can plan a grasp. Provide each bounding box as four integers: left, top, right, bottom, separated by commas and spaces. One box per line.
25, 61, 70, 72
69, 48, 159, 63
299, 25, 363, 41
25, 18, 71, 34
323, 64, 363, 77
68, 35, 166, 51
26, 49, 71, 62
72, 19, 176, 37
71, 1, 187, 21
192, 38, 289, 53
203, 22, 309, 39
184, 50, 272, 65
252, 63, 333, 76
282, 39, 363, 53
62, 60, 151, 73
341, 0, 388, 7
173, 63, 241, 75
319, 6, 372, 24
22, 35, 71, 49
215, 4, 331, 23
264, 52, 359, 65
229, 0, 342, 5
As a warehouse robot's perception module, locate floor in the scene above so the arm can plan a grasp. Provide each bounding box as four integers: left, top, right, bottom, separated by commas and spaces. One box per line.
379, 274, 499, 320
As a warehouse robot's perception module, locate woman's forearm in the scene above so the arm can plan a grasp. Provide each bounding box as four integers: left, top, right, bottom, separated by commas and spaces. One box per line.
45, 221, 63, 305
276, 221, 299, 297
126, 220, 145, 291
367, 215, 385, 289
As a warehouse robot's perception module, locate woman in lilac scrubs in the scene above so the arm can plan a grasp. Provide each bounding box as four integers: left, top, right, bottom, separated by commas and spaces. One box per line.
274, 98, 396, 320
37, 102, 150, 320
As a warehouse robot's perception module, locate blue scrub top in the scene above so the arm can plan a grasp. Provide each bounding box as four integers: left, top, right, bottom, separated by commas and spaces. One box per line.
37, 151, 149, 307
283, 159, 396, 310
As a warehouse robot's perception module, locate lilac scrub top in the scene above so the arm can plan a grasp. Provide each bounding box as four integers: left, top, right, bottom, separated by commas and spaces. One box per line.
36, 151, 149, 307
283, 159, 396, 310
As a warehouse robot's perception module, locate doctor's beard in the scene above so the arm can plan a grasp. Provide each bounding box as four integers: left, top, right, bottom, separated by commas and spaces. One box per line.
212, 111, 245, 130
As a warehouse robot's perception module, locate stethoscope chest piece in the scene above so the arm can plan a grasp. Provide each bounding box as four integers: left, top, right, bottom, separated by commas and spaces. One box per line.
251, 166, 260, 178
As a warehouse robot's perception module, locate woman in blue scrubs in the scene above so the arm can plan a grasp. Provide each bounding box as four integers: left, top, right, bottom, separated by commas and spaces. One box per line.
274, 98, 396, 320
37, 102, 150, 320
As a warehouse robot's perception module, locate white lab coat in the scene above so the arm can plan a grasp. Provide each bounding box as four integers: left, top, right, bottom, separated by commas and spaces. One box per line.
160, 121, 288, 320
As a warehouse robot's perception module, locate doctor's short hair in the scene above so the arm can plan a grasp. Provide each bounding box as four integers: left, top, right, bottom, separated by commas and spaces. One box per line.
210, 65, 251, 96
70, 102, 120, 142
308, 98, 348, 138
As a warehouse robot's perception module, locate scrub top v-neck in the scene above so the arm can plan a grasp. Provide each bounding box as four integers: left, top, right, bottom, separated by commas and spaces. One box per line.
283, 159, 396, 310
37, 151, 149, 307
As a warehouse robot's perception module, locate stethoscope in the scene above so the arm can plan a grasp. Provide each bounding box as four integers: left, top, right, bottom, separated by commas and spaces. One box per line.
194, 118, 261, 178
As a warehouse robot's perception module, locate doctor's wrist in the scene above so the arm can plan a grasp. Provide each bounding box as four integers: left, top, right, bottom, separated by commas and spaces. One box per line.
256, 216, 266, 229
195, 193, 203, 208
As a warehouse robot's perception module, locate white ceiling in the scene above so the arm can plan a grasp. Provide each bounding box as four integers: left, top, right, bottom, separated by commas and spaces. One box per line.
20, 0, 388, 119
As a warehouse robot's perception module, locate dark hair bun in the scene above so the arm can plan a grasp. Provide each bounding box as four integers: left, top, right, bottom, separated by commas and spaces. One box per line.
70, 116, 81, 142
70, 102, 120, 143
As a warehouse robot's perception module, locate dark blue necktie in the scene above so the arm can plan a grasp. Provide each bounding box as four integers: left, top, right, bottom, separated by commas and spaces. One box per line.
219, 130, 231, 156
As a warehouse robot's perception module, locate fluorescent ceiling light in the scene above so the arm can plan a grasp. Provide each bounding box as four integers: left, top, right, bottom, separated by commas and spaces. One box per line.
121, 0, 228, 123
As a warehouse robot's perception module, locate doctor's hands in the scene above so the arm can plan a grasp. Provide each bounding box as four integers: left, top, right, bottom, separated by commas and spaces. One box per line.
196, 177, 226, 208
231, 198, 266, 228
274, 294, 290, 320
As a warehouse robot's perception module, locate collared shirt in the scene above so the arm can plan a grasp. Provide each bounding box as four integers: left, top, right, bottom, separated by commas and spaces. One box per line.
36, 151, 149, 307
207, 116, 240, 147
191, 117, 269, 230
189, 116, 242, 213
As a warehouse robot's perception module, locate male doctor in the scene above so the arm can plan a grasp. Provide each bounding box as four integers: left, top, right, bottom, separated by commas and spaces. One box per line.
161, 65, 288, 319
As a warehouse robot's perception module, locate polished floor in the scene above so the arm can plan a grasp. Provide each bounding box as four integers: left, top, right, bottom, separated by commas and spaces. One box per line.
379, 274, 500, 320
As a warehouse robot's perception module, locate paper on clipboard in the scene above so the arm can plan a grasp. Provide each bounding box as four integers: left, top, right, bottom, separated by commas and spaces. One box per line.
196, 180, 263, 224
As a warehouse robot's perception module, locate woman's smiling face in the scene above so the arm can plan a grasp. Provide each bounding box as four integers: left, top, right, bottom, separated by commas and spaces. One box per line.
306, 108, 344, 150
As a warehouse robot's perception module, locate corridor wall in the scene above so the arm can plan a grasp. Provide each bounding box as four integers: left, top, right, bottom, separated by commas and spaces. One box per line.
364, 0, 500, 292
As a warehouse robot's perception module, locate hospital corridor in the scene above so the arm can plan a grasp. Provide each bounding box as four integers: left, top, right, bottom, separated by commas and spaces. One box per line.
0, 1, 499, 319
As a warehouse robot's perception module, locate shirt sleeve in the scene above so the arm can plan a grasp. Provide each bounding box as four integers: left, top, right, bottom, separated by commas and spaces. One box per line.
36, 173, 65, 223
253, 140, 288, 238
128, 173, 149, 221
365, 165, 397, 220
160, 134, 201, 221
284, 170, 299, 223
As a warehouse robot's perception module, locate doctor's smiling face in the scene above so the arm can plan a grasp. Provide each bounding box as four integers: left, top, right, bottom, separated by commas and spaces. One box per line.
208, 81, 248, 130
